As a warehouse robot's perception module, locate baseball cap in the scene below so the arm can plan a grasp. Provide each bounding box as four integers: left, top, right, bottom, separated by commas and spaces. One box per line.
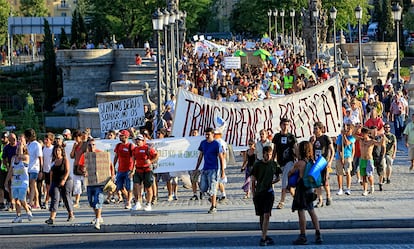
346, 107, 351, 112
56, 134, 64, 140
135, 134, 145, 141
62, 129, 71, 135
119, 130, 130, 137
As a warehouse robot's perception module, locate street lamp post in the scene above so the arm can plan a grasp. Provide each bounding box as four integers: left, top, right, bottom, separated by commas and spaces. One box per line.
273, 9, 278, 43
267, 9, 272, 40
162, 9, 170, 103
168, 10, 177, 94
392, 3, 402, 89
330, 7, 337, 72
280, 9, 285, 44
176, 10, 182, 74
355, 5, 363, 83
152, 8, 164, 131
312, 7, 319, 61
290, 9, 295, 54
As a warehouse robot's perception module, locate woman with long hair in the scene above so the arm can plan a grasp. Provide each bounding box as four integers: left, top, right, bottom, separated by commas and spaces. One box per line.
289, 141, 322, 245
45, 145, 74, 224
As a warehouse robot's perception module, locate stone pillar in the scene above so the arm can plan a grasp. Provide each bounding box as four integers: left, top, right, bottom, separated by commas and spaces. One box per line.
406, 66, 414, 114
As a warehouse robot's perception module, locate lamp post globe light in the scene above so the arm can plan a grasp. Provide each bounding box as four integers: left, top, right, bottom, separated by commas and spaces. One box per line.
267, 9, 272, 40
273, 9, 278, 43
152, 8, 164, 131
312, 7, 319, 60
290, 9, 295, 54
280, 9, 285, 43
355, 5, 363, 83
330, 6, 337, 72
392, 3, 402, 89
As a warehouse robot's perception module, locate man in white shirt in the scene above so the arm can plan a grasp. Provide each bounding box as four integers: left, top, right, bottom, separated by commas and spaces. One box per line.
24, 128, 43, 209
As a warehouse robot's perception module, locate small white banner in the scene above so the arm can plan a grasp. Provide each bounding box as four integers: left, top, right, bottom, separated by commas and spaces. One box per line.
224, 57, 241, 69
98, 96, 145, 133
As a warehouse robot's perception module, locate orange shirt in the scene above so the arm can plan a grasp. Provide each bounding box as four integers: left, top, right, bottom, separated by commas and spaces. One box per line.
132, 144, 157, 173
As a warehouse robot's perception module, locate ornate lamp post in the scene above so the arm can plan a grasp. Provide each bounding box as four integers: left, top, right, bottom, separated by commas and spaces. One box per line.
273, 9, 278, 43
330, 6, 337, 72
290, 9, 295, 54
152, 8, 164, 130
267, 9, 272, 40
355, 5, 363, 83
280, 9, 285, 43
392, 3, 402, 89
312, 7, 319, 60
168, 10, 177, 94
162, 9, 170, 102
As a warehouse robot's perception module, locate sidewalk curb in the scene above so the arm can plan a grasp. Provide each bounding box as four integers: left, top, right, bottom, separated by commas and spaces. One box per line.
1, 218, 413, 235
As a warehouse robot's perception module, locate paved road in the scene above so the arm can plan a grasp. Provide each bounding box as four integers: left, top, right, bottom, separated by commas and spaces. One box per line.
0, 138, 413, 235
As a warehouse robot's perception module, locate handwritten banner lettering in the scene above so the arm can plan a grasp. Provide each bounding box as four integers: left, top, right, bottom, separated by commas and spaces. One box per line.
172, 77, 343, 150
98, 96, 145, 133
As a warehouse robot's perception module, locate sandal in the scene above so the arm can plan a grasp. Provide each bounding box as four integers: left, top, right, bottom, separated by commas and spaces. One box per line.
314, 200, 324, 208
276, 202, 284, 209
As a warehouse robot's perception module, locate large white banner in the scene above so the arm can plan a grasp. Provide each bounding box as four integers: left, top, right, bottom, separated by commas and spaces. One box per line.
172, 77, 343, 150
98, 96, 145, 133
64, 136, 204, 175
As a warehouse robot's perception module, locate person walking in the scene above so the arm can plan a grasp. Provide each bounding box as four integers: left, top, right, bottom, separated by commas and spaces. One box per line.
335, 123, 355, 196
251, 146, 280, 246
310, 122, 334, 207
24, 128, 43, 209
45, 145, 74, 224
383, 123, 396, 183
404, 114, 414, 170
289, 141, 323, 245
5, 135, 32, 223
69, 130, 87, 208
241, 139, 256, 199
194, 127, 225, 213
131, 134, 158, 211
272, 118, 297, 209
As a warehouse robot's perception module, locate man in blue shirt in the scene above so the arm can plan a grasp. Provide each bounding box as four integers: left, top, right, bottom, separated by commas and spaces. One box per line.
195, 127, 225, 214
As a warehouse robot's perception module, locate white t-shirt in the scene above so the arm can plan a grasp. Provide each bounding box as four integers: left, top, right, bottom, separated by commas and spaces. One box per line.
42, 145, 54, 173
27, 141, 43, 173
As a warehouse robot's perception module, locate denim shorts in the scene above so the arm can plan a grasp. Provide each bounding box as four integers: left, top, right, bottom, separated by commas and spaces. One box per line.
200, 169, 219, 196
87, 185, 104, 209
116, 171, 133, 191
29, 172, 39, 180
12, 187, 28, 201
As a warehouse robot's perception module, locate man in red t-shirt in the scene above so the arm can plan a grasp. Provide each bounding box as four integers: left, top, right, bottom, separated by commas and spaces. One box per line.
113, 130, 134, 209
364, 109, 384, 136
130, 134, 158, 211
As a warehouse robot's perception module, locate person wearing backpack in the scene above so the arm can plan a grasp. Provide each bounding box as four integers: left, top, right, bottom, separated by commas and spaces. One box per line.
289, 141, 323, 245
113, 130, 134, 209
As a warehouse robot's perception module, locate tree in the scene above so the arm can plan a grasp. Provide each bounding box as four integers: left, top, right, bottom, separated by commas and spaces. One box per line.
380, 0, 394, 42
70, 8, 87, 48
59, 28, 70, 49
43, 19, 58, 111
20, 0, 48, 17
0, 0, 10, 46
20, 93, 40, 133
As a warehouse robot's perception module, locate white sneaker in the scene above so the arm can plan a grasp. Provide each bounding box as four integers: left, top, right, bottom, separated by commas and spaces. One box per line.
94, 220, 101, 230
344, 189, 351, 195
336, 189, 344, 195
131, 202, 142, 211
369, 187, 375, 194
91, 217, 104, 224
143, 203, 152, 211
12, 216, 22, 223
362, 191, 368, 196
27, 211, 33, 221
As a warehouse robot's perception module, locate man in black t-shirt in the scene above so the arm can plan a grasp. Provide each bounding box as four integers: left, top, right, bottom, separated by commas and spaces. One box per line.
272, 118, 297, 209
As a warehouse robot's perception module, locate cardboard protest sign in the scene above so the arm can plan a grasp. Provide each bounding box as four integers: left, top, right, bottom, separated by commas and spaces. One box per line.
85, 152, 112, 186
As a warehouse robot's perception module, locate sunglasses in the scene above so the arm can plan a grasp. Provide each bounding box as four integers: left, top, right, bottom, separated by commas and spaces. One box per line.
89, 144, 96, 146
384, 126, 390, 128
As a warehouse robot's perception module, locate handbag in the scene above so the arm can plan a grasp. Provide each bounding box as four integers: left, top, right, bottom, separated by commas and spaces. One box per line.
103, 178, 116, 192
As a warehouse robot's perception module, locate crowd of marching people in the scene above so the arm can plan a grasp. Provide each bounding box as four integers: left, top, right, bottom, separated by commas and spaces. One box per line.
0, 37, 412, 245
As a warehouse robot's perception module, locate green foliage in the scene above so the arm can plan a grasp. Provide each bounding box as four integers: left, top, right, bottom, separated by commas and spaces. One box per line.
59, 28, 70, 49
43, 19, 58, 112
0, 0, 10, 46
404, 11, 414, 32
70, 8, 87, 48
20, 93, 40, 133
19, 0, 48, 17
